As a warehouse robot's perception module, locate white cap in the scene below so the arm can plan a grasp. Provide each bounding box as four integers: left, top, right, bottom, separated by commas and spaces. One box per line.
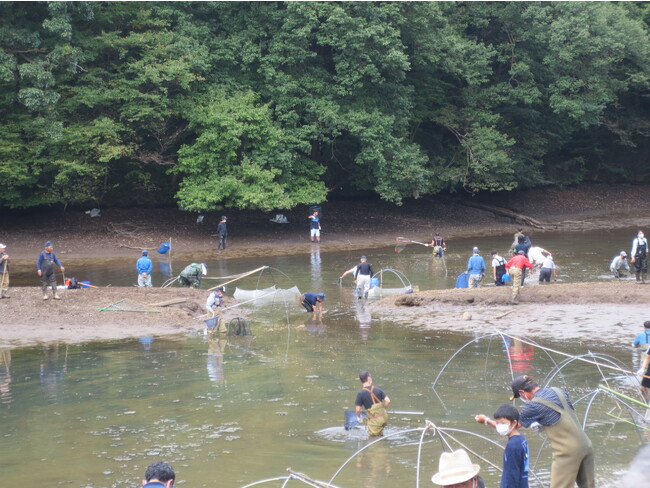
0, 243, 5, 249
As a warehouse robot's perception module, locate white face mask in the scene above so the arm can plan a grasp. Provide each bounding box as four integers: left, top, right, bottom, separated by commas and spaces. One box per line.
496, 422, 514, 436
639, 233, 645, 240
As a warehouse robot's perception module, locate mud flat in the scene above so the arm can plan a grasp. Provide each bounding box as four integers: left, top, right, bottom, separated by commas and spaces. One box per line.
371, 281, 650, 344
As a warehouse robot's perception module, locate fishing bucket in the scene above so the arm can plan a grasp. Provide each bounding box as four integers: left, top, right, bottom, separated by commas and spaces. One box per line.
344, 410, 366, 430
157, 242, 171, 254
370, 277, 379, 288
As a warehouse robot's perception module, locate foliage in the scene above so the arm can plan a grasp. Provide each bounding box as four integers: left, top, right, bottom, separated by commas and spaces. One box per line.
1, 2, 650, 210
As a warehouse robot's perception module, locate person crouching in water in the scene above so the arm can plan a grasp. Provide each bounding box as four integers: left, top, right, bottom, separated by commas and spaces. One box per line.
354, 370, 390, 436
301, 292, 325, 319
611, 251, 630, 278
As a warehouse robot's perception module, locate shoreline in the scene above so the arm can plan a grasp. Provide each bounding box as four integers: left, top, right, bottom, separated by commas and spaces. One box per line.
1, 183, 650, 348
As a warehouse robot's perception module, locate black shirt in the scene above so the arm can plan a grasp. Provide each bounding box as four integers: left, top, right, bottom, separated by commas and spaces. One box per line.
355, 385, 386, 410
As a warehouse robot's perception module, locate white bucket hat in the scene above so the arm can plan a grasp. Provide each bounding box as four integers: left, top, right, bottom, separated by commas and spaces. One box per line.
431, 449, 480, 486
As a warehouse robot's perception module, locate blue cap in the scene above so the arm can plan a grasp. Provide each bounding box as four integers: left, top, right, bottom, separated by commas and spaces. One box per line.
317, 293, 326, 301
360, 256, 367, 260
473, 247, 479, 253
142, 250, 148, 255
45, 241, 52, 247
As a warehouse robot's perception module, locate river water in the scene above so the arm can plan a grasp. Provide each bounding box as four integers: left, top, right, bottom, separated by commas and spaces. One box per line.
1, 228, 647, 487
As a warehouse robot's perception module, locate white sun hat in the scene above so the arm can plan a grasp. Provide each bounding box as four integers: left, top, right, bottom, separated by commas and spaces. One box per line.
431, 449, 480, 486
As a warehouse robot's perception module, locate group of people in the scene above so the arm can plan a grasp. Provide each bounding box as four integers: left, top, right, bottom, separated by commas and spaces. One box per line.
610, 230, 648, 283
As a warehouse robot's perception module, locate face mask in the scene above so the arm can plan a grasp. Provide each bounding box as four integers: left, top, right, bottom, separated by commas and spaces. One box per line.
640, 233, 645, 240
519, 393, 528, 404
496, 422, 513, 436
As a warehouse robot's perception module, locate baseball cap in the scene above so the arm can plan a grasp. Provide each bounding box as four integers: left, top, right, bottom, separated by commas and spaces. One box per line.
0, 243, 5, 249
142, 250, 149, 255
510, 375, 534, 400
221, 216, 227, 220
517, 250, 525, 255
45, 241, 53, 247
620, 251, 627, 257
472, 247, 479, 253
360, 256, 367, 260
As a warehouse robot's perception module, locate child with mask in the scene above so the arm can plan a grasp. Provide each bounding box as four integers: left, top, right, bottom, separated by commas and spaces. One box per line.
475, 404, 530, 488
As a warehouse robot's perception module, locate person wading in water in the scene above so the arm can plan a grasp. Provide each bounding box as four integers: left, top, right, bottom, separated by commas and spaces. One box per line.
354, 370, 391, 436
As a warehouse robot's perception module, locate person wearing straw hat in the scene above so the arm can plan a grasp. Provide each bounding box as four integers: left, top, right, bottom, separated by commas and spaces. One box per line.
431, 449, 485, 488
510, 375, 594, 488
37, 241, 65, 300
0, 243, 9, 299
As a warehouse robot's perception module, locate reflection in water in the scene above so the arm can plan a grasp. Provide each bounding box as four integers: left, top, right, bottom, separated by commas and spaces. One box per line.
207, 336, 227, 384
310, 245, 322, 286
39, 344, 67, 403
304, 317, 327, 335
507, 338, 535, 373
355, 302, 372, 341
0, 349, 12, 405
355, 444, 392, 488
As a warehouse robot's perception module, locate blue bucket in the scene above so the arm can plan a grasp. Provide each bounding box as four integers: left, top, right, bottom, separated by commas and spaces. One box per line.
157, 242, 171, 254
370, 277, 379, 288
80, 281, 91, 288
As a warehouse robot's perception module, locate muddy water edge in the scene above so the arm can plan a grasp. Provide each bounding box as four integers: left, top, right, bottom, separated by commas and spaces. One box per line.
0, 227, 648, 487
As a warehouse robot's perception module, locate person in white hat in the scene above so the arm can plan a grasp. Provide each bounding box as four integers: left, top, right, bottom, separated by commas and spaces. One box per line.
610, 251, 630, 278
0, 243, 9, 299
431, 449, 484, 488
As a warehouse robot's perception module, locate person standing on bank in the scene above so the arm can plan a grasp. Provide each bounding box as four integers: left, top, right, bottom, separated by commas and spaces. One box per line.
308, 209, 321, 243
510, 375, 595, 488
491, 250, 507, 286
136, 250, 153, 287
631, 230, 648, 283
37, 241, 65, 300
355, 370, 390, 436
0, 243, 9, 299
216, 216, 228, 250
141, 461, 175, 488
467, 247, 486, 288
505, 251, 533, 305
610, 251, 630, 278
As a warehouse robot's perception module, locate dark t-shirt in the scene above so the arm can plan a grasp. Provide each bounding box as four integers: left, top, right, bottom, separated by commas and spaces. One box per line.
501, 434, 529, 488
354, 385, 386, 410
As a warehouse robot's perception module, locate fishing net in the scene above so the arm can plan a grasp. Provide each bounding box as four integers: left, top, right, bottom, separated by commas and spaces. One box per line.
97, 298, 161, 313
228, 317, 252, 336
233, 285, 301, 305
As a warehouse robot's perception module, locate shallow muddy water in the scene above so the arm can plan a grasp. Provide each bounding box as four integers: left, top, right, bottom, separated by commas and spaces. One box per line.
7, 226, 643, 291
0, 320, 647, 487
2, 227, 648, 486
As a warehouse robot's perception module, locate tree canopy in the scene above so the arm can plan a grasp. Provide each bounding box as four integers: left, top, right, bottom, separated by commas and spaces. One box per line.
1, 1, 649, 210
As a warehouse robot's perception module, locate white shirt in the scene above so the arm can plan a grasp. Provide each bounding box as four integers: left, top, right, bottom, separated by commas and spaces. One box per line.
491, 256, 506, 268
631, 237, 648, 256
541, 256, 555, 269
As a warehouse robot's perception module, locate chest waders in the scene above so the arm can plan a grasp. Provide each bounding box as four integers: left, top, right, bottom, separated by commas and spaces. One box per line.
40, 255, 57, 294
362, 386, 388, 436
635, 241, 647, 282
532, 388, 595, 488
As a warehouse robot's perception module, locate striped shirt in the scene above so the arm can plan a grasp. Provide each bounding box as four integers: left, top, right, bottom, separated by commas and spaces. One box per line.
519, 388, 574, 428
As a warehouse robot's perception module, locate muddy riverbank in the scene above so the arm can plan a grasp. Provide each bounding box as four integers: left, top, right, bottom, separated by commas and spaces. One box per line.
1, 183, 650, 348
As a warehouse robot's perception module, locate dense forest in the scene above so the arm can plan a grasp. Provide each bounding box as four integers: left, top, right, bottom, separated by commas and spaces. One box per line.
2, 2, 650, 211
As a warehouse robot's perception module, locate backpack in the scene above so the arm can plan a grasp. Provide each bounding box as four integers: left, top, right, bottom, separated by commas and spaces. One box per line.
67, 277, 81, 289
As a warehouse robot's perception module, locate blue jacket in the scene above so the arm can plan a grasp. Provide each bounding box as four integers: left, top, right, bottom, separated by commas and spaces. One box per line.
467, 254, 486, 274
136, 256, 153, 275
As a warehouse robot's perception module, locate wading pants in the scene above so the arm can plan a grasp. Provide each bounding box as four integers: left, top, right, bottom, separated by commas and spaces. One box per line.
533, 389, 595, 488
509, 267, 523, 301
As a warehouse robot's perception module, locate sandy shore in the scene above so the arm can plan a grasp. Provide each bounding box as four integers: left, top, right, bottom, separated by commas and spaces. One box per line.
1, 183, 650, 348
